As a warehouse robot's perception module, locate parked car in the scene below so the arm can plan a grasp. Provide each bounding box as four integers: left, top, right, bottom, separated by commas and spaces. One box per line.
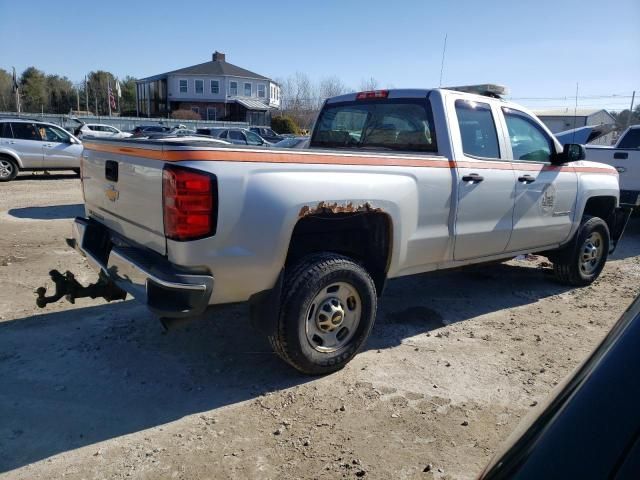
75, 123, 132, 139
196, 127, 227, 138
36, 85, 630, 375
480, 293, 640, 479
273, 136, 309, 148
208, 128, 271, 146
0, 119, 82, 181
131, 125, 172, 137
249, 127, 284, 143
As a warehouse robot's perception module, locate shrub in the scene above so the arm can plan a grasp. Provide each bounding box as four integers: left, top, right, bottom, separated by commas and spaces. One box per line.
171, 109, 201, 120
271, 115, 300, 135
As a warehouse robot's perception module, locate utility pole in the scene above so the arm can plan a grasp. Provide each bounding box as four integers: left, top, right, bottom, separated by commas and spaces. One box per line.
76, 88, 80, 113
626, 91, 636, 129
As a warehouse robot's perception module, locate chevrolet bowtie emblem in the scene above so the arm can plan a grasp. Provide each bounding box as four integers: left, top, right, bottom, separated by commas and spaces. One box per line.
105, 185, 119, 202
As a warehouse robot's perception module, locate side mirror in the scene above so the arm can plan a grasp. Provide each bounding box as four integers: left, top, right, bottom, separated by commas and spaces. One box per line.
556, 143, 586, 163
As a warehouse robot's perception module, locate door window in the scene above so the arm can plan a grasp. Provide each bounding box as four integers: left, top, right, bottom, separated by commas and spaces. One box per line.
502, 108, 553, 162
38, 125, 71, 143
228, 130, 244, 141
618, 129, 640, 149
245, 131, 263, 145
11, 123, 40, 141
455, 100, 500, 159
0, 123, 12, 138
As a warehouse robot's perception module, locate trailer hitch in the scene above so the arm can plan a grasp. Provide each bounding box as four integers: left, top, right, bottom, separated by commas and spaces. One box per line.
36, 269, 127, 308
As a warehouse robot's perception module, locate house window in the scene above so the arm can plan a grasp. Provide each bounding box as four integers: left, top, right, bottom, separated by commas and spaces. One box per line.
211, 80, 219, 94
191, 106, 200, 114
230, 81, 238, 96
195, 79, 204, 94
207, 107, 217, 120
244, 83, 252, 97
179, 79, 188, 93
257, 84, 266, 98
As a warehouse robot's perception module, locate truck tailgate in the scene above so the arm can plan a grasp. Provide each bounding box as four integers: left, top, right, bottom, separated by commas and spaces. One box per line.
82, 140, 166, 255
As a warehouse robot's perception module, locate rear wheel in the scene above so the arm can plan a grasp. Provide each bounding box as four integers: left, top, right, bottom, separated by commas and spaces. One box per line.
269, 253, 377, 375
0, 157, 18, 182
552, 216, 610, 286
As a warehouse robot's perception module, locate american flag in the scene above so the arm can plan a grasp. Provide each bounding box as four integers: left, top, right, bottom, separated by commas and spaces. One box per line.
108, 82, 116, 110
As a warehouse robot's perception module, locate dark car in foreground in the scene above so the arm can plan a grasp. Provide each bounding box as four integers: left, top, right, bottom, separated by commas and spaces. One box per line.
480, 293, 640, 479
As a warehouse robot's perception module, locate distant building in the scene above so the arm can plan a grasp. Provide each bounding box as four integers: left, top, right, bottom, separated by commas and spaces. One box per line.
135, 51, 280, 125
534, 108, 617, 145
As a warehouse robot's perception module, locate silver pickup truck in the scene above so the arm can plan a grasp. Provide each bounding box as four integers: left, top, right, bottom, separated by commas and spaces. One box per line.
37, 85, 631, 374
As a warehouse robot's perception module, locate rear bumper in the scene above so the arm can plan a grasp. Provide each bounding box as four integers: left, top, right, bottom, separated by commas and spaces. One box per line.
72, 217, 214, 318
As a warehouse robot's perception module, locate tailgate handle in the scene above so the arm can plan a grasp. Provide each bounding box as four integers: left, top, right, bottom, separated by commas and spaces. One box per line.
614, 152, 628, 160
105, 160, 118, 182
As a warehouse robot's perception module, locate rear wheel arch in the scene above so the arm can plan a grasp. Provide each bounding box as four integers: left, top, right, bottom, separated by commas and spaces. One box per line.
285, 210, 393, 296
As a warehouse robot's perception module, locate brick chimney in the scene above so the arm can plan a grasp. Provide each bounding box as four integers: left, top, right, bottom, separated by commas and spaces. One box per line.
212, 51, 226, 62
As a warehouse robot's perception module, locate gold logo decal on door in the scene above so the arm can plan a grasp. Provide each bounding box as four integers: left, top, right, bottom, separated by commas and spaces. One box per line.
105, 185, 119, 202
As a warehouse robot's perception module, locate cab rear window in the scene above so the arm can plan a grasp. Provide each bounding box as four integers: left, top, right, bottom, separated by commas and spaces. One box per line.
311, 99, 437, 152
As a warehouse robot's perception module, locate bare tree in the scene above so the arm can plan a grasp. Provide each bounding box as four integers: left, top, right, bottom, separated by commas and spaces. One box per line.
359, 77, 379, 91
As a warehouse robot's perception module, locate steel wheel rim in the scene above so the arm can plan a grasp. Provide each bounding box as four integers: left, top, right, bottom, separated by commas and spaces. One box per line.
305, 281, 362, 353
580, 231, 604, 275
0, 160, 13, 179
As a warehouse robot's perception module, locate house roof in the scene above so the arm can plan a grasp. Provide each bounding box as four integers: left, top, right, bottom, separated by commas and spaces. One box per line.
140, 58, 270, 82
533, 108, 611, 118
231, 97, 272, 111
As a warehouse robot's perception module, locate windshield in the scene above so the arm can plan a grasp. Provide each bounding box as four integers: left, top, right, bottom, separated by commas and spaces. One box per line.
311, 99, 437, 152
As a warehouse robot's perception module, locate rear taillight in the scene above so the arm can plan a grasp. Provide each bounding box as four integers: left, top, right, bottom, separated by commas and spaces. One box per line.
162, 165, 217, 241
356, 90, 389, 100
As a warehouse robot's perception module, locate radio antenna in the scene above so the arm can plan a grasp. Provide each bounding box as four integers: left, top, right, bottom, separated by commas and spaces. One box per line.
571, 82, 579, 145
439, 34, 448, 87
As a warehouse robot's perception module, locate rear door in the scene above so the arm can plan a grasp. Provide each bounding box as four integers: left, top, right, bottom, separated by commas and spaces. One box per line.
38, 124, 82, 169
9, 122, 44, 168
500, 108, 578, 251
452, 98, 516, 260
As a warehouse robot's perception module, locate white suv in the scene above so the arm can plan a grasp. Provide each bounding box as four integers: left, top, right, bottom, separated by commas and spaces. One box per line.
76, 123, 132, 139
0, 119, 83, 181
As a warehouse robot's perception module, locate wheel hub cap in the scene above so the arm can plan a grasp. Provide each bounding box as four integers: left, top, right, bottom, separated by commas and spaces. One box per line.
305, 282, 362, 353
580, 232, 603, 275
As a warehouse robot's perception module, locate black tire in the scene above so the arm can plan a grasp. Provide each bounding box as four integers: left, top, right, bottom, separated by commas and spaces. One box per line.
0, 156, 18, 182
552, 216, 610, 286
269, 253, 377, 375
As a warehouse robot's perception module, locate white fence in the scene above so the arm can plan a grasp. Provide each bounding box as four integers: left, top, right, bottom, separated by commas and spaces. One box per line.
0, 112, 249, 132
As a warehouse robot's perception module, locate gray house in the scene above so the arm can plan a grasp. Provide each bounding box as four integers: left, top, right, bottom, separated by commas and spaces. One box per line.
135, 52, 280, 124
534, 108, 617, 145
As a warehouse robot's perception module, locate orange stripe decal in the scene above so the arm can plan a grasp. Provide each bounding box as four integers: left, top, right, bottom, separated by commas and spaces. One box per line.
83, 142, 618, 175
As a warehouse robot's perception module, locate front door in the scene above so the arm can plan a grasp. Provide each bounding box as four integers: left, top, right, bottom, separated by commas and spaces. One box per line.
452, 99, 516, 260
37, 124, 82, 169
9, 122, 44, 168
500, 108, 578, 251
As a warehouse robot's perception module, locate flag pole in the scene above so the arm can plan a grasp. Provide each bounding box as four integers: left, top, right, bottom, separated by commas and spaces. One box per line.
108, 80, 112, 117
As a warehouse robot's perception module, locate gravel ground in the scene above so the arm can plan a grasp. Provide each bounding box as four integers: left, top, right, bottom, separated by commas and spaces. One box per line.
1, 173, 639, 479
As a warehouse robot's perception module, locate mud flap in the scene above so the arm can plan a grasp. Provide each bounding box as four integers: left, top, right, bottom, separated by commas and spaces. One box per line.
609, 207, 633, 254
248, 270, 284, 337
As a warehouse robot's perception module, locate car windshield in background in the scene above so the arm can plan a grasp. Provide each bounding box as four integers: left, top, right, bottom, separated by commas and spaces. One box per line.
311, 99, 437, 152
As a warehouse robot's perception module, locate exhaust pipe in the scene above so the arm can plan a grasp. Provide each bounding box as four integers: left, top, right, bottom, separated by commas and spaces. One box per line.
159, 316, 193, 332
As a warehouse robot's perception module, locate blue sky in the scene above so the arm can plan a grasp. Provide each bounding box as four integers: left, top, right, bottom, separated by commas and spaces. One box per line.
1, 0, 638, 111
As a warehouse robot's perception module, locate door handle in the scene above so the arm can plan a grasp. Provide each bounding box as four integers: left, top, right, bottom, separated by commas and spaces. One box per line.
43, 143, 53, 148
462, 173, 484, 183
614, 152, 628, 160
518, 174, 536, 183
105, 160, 118, 182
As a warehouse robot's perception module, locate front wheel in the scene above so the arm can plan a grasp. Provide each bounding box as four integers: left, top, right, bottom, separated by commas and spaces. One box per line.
552, 216, 610, 286
269, 253, 377, 375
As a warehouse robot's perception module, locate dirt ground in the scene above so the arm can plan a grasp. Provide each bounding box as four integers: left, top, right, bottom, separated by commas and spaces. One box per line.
1, 173, 639, 480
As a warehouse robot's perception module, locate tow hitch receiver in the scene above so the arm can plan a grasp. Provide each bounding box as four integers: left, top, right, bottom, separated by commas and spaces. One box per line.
36, 269, 127, 308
